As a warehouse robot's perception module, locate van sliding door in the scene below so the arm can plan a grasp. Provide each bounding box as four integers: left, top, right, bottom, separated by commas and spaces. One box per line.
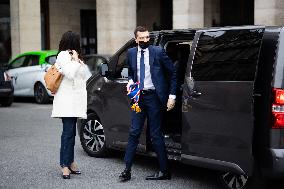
181, 27, 264, 175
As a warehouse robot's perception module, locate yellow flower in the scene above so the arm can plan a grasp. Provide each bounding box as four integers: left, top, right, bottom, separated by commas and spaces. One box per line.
136, 106, 141, 113
131, 103, 141, 113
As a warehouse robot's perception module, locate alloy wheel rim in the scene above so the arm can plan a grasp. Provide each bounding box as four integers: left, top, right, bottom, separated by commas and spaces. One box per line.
83, 119, 105, 152
221, 172, 248, 189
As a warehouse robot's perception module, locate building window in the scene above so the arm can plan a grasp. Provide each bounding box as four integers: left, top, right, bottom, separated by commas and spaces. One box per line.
41, 0, 50, 50
80, 10, 97, 55
137, 0, 172, 31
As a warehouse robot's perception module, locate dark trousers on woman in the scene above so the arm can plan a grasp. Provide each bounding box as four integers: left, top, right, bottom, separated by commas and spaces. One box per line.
60, 117, 77, 167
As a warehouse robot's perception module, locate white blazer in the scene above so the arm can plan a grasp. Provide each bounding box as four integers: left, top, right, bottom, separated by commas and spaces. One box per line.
51, 51, 91, 119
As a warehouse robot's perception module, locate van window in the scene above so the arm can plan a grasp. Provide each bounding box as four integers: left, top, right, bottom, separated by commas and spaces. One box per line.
85, 56, 108, 76
191, 29, 264, 81
114, 41, 136, 79
115, 37, 154, 79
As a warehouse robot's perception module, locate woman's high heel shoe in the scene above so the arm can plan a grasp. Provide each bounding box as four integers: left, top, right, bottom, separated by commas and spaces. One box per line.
68, 167, 81, 175
62, 173, 70, 179
62, 167, 71, 179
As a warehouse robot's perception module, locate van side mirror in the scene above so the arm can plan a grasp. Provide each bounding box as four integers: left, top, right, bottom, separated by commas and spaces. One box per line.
100, 63, 109, 77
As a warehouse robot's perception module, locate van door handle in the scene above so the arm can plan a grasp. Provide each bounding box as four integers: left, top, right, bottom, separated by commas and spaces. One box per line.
191, 90, 202, 97
253, 93, 261, 97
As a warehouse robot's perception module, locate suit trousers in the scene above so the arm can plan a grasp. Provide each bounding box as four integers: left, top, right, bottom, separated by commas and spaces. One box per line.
60, 117, 77, 167
124, 91, 168, 172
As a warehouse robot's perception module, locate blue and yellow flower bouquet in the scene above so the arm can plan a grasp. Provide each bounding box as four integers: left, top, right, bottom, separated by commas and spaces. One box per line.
127, 82, 142, 113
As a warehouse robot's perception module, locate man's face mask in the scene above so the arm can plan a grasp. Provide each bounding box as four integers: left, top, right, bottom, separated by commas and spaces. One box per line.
138, 41, 150, 49
136, 31, 150, 49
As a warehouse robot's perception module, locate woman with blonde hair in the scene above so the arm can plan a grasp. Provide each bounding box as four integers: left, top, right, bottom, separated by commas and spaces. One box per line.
51, 31, 91, 179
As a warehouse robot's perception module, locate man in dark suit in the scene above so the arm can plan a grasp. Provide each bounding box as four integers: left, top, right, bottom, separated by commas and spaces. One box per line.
119, 26, 177, 181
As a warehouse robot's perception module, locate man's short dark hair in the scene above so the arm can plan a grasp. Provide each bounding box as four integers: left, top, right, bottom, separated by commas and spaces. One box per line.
134, 26, 148, 38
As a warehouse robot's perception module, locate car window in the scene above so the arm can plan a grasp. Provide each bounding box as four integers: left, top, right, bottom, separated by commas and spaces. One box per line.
25, 55, 40, 66
165, 41, 192, 66
191, 28, 264, 81
46, 55, 57, 65
9, 56, 26, 69
85, 56, 107, 75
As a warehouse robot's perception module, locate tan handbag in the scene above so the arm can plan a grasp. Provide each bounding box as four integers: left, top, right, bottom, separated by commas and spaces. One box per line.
44, 63, 63, 94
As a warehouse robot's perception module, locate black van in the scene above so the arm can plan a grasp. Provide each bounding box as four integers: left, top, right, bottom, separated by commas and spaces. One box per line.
77, 26, 284, 189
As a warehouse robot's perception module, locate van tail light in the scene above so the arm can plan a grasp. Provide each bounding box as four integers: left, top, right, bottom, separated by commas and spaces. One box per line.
4, 72, 11, 81
272, 88, 284, 128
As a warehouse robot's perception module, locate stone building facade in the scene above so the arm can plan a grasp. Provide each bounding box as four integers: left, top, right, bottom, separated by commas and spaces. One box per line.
1, 0, 284, 64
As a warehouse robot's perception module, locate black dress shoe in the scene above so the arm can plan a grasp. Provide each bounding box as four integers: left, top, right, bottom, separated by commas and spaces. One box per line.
145, 171, 171, 180
62, 173, 70, 179
68, 167, 81, 175
119, 169, 131, 182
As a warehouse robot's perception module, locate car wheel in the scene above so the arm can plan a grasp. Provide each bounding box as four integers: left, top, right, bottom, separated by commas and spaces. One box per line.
79, 113, 106, 157
34, 83, 49, 104
1, 97, 13, 107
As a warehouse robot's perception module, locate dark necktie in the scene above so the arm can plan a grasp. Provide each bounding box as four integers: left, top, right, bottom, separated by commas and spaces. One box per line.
140, 50, 145, 90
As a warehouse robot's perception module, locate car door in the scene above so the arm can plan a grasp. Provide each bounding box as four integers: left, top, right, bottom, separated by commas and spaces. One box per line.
17, 55, 41, 96
181, 27, 265, 175
7, 55, 27, 96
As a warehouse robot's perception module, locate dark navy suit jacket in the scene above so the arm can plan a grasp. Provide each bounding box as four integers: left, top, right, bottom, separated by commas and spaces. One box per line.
126, 45, 177, 106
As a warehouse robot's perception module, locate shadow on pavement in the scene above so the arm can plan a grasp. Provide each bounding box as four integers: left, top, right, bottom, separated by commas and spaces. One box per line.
14, 97, 52, 104
105, 149, 220, 187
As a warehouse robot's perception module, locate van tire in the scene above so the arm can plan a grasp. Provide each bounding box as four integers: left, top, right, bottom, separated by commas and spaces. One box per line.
79, 113, 107, 158
219, 164, 266, 189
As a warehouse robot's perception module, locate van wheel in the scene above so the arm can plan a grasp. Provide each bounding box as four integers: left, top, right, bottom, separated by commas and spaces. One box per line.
79, 113, 106, 157
220, 172, 248, 189
220, 168, 265, 189
34, 83, 49, 104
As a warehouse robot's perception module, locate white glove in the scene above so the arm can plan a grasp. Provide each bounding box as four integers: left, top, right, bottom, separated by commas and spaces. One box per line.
126, 80, 134, 92
167, 98, 176, 111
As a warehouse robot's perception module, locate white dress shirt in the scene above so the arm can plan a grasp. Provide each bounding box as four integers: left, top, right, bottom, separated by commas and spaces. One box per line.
137, 46, 155, 90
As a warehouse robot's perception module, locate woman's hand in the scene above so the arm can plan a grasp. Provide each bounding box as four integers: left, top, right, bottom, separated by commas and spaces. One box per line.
78, 59, 84, 64
71, 50, 79, 61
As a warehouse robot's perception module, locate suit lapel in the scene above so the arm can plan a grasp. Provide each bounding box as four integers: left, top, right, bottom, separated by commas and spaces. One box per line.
132, 47, 138, 82
148, 45, 154, 67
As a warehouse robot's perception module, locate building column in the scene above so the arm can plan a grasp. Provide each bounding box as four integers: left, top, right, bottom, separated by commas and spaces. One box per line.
10, 0, 41, 58
96, 0, 136, 54
255, 0, 284, 25
173, 0, 204, 29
